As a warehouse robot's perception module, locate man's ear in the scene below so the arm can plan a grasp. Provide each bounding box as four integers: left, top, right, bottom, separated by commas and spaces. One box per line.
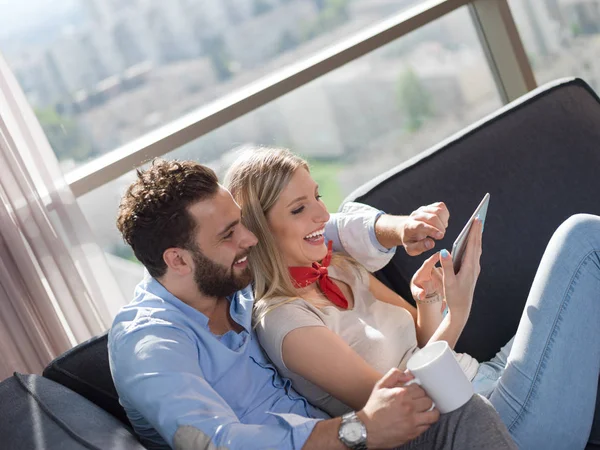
163, 248, 193, 276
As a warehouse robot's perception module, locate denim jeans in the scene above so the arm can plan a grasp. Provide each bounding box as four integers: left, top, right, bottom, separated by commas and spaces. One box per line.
470, 214, 600, 449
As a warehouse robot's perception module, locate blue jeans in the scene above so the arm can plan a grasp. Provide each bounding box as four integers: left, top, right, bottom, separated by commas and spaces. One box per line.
470, 214, 600, 449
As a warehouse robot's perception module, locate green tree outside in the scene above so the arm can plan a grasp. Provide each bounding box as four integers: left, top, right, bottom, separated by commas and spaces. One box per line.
571, 22, 583, 37
35, 107, 94, 162
307, 158, 344, 211
203, 35, 233, 81
396, 67, 433, 132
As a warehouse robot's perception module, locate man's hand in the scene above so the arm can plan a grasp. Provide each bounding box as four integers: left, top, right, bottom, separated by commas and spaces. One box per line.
357, 368, 439, 449
375, 202, 450, 256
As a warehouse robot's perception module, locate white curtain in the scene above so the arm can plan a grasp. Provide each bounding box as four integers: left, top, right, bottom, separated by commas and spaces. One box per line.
0, 53, 126, 379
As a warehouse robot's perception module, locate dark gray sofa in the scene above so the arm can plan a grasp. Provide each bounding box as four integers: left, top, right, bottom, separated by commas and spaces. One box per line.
0, 77, 599, 448
345, 77, 600, 363
344, 77, 600, 448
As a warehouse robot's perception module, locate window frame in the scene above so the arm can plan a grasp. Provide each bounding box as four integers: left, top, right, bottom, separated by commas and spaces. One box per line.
63, 0, 535, 198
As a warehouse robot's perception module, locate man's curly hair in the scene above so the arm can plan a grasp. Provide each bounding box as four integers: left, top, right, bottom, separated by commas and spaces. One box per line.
116, 159, 219, 278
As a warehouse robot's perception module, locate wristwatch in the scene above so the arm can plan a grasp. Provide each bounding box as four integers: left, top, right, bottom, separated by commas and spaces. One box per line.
338, 411, 368, 449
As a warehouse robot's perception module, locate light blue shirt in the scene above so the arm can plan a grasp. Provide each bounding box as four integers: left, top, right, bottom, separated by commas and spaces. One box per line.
109, 204, 395, 450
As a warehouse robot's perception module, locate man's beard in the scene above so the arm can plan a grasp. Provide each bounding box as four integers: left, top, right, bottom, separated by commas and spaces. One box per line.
190, 245, 253, 298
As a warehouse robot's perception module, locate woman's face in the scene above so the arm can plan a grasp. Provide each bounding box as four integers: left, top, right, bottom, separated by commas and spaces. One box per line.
267, 168, 330, 267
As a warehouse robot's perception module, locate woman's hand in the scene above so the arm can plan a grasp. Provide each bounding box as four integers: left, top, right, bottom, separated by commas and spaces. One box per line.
439, 218, 484, 317
411, 252, 444, 308
411, 252, 446, 345
420, 218, 484, 348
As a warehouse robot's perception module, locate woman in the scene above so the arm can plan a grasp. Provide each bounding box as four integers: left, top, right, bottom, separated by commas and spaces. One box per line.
225, 147, 600, 449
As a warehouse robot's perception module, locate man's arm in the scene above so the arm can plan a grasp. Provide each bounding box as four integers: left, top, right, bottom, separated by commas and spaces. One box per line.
109, 326, 321, 450
325, 202, 449, 272
326, 202, 395, 272
373, 202, 449, 256
110, 325, 439, 450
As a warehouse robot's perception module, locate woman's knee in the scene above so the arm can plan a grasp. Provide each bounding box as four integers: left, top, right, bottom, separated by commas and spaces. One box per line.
552, 214, 600, 248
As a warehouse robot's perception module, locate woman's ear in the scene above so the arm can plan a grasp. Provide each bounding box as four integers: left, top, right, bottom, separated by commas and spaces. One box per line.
163, 248, 193, 276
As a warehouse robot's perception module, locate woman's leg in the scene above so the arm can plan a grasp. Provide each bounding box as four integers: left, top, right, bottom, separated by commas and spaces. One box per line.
471, 337, 514, 398
488, 214, 600, 449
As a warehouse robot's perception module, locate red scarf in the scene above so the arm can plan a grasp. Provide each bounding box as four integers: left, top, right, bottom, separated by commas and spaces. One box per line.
288, 241, 348, 309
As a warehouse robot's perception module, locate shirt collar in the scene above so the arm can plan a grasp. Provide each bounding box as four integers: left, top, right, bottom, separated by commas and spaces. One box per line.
139, 275, 254, 333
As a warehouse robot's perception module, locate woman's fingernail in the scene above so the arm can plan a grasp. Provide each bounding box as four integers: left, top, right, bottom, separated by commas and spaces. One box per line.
435, 231, 444, 239
441, 249, 449, 258
425, 240, 433, 249
475, 215, 484, 231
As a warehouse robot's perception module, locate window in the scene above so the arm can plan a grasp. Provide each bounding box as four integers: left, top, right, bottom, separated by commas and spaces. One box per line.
75, 6, 502, 299
509, 0, 600, 91
164, 7, 501, 210
3, 0, 425, 173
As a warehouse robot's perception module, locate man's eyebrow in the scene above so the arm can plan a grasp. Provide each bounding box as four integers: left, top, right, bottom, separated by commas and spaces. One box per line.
218, 219, 240, 236
286, 195, 307, 208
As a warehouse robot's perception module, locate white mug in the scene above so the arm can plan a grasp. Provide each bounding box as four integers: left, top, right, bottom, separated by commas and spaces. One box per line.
404, 341, 474, 414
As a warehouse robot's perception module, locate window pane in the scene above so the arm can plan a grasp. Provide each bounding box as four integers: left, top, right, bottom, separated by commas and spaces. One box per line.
3, 0, 425, 172
164, 6, 501, 211
509, 0, 600, 90
77, 5, 501, 300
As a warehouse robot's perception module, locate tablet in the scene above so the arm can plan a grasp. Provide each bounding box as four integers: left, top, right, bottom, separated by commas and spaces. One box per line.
451, 193, 490, 273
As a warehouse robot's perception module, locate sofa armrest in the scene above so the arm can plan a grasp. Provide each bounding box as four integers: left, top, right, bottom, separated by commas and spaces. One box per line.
0, 373, 146, 449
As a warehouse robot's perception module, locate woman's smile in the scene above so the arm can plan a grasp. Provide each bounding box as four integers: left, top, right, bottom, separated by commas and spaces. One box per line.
304, 227, 325, 246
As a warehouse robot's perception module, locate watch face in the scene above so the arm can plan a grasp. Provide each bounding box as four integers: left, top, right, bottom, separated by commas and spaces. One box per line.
343, 422, 364, 443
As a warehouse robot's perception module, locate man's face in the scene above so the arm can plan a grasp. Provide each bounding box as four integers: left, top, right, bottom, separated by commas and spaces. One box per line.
186, 187, 258, 298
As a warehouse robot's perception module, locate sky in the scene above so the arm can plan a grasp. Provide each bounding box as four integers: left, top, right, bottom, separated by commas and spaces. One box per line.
0, 0, 79, 41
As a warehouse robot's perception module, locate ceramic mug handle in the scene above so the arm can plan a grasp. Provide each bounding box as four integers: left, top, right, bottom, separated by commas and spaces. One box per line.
404, 378, 436, 411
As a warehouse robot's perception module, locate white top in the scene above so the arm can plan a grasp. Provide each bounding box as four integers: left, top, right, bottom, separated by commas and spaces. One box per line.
255, 262, 479, 417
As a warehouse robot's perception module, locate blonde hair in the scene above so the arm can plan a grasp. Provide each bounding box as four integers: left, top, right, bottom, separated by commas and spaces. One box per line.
224, 147, 358, 321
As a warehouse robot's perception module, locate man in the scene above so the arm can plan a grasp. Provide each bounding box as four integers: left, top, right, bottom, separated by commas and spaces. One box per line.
109, 159, 515, 450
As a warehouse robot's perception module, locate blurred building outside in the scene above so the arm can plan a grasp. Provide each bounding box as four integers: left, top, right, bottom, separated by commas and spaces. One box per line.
3, 0, 600, 298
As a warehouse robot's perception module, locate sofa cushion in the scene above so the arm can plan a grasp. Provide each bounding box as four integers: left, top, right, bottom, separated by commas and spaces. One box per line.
344, 78, 600, 362
0, 373, 145, 449
42, 332, 129, 427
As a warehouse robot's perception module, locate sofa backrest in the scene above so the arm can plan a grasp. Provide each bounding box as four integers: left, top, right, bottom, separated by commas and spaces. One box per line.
344, 78, 600, 361
43, 332, 129, 427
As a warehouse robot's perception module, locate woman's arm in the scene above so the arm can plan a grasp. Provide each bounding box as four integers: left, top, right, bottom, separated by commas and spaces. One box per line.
367, 273, 417, 321
423, 310, 468, 349
282, 326, 383, 411
368, 273, 443, 347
